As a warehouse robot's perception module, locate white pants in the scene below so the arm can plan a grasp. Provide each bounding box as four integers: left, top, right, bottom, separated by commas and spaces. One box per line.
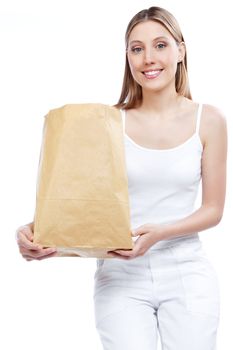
93, 237, 220, 350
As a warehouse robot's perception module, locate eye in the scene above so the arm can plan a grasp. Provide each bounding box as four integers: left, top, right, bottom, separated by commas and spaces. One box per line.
156, 43, 167, 49
131, 47, 142, 53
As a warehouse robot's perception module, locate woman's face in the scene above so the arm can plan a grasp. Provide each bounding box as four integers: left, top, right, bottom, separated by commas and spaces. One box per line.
127, 20, 185, 92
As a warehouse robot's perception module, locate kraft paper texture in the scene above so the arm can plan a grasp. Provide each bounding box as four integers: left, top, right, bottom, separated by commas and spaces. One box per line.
33, 103, 133, 257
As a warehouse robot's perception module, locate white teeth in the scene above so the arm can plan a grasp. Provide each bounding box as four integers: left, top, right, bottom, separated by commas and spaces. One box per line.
144, 70, 161, 75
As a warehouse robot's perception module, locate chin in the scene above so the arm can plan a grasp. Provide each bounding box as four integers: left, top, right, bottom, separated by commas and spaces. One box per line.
142, 84, 165, 93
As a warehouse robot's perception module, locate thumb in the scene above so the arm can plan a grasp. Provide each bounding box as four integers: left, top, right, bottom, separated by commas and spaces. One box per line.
131, 224, 150, 236
131, 229, 140, 237
131, 229, 136, 236
20, 225, 33, 241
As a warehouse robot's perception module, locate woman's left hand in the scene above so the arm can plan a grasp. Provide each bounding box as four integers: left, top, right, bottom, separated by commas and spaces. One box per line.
107, 223, 164, 259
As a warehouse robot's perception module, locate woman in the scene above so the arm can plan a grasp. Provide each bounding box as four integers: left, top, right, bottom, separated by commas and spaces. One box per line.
16, 6, 227, 350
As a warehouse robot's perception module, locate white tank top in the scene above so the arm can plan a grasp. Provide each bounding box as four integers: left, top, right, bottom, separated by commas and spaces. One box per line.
121, 104, 203, 250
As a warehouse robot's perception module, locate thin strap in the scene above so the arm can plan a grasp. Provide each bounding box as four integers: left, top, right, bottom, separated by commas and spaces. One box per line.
196, 103, 202, 134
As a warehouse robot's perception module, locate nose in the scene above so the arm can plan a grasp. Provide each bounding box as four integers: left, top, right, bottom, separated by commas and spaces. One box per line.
144, 48, 155, 65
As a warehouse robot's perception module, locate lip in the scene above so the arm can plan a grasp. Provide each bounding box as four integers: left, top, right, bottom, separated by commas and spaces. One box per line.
142, 69, 163, 79
142, 69, 163, 73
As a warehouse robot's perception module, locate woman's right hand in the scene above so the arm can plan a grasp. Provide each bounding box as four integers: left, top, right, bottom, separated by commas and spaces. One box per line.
16, 223, 57, 261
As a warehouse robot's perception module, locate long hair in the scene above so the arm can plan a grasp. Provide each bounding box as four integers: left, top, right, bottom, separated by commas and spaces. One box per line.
113, 6, 192, 110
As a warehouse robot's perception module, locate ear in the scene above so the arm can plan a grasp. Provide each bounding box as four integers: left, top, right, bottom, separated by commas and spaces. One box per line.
177, 41, 186, 63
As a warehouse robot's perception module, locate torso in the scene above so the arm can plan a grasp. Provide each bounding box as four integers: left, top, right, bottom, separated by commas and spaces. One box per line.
123, 99, 206, 150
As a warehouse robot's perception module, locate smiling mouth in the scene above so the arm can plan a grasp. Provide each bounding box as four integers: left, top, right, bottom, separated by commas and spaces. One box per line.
142, 69, 163, 79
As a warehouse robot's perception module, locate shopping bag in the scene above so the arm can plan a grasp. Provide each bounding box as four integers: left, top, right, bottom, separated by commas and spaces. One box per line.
33, 103, 133, 257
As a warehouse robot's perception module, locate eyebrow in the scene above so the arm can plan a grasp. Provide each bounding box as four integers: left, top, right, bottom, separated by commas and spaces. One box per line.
129, 36, 169, 45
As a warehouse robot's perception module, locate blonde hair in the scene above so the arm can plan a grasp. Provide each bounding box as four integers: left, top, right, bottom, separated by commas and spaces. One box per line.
113, 6, 192, 110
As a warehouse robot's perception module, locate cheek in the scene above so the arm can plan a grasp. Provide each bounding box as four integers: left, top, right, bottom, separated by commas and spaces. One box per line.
167, 49, 179, 67
128, 60, 143, 82
128, 56, 141, 72
163, 51, 177, 64
162, 55, 179, 75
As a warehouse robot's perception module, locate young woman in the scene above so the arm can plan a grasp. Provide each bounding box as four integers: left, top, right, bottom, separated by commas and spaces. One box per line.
16, 6, 227, 350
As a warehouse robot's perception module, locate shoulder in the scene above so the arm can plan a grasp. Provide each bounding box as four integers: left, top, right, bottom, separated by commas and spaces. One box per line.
202, 103, 227, 127
201, 103, 228, 149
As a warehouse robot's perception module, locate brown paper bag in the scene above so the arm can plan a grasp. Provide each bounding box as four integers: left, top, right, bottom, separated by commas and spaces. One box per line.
33, 103, 133, 258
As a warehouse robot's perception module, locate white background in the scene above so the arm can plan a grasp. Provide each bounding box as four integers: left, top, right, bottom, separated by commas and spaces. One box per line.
1, 0, 232, 349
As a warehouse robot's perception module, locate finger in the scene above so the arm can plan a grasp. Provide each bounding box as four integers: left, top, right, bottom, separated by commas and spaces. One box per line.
36, 251, 58, 260
108, 249, 135, 258
134, 230, 148, 236
106, 252, 117, 257
107, 251, 130, 260
17, 226, 33, 241
18, 232, 41, 250
24, 257, 33, 261
23, 251, 57, 261
112, 249, 132, 256
20, 246, 56, 258
132, 224, 152, 236
130, 236, 149, 257
131, 230, 139, 237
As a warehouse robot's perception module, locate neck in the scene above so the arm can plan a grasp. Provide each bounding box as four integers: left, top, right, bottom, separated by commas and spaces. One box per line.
138, 85, 185, 119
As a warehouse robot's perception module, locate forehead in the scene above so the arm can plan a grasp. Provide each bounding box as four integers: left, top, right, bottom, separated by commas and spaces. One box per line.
128, 20, 173, 44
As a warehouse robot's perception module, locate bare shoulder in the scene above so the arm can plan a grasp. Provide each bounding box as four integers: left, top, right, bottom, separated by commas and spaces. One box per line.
202, 103, 227, 128
201, 104, 227, 148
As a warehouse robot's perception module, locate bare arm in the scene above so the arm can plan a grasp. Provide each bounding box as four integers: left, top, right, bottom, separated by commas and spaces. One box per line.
158, 104, 228, 240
